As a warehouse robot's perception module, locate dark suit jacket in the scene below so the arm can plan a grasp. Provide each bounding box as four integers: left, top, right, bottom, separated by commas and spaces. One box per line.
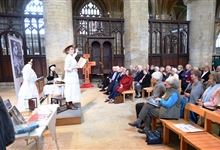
134, 70, 144, 82
141, 74, 152, 88
201, 71, 211, 82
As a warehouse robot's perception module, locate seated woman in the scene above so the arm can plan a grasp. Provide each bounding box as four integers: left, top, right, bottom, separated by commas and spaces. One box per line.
197, 72, 220, 111
128, 76, 181, 134
134, 69, 151, 98
105, 69, 133, 103
135, 71, 166, 118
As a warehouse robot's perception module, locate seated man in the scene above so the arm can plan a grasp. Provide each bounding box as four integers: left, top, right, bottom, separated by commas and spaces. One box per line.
103, 66, 121, 95
99, 66, 114, 92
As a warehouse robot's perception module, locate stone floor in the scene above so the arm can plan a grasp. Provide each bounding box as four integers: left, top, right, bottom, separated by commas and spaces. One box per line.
0, 83, 182, 150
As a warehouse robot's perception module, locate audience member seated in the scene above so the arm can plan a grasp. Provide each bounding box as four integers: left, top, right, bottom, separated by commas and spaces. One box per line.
159, 66, 166, 79
100, 66, 114, 92
134, 69, 151, 98
168, 67, 179, 80
154, 66, 159, 72
112, 67, 126, 90
196, 73, 220, 111
104, 69, 133, 103
128, 77, 181, 134
181, 64, 192, 93
135, 72, 166, 119
177, 65, 184, 80
134, 65, 144, 95
134, 65, 144, 82
180, 69, 204, 123
162, 65, 171, 81
201, 65, 211, 83
103, 66, 120, 95
149, 65, 155, 74
129, 65, 136, 77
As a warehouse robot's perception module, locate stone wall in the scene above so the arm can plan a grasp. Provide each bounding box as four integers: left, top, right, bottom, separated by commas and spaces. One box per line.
43, 0, 74, 74
124, 0, 149, 68
186, 0, 216, 68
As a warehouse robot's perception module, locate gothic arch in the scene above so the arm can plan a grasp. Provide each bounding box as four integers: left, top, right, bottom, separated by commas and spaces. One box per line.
72, 0, 108, 17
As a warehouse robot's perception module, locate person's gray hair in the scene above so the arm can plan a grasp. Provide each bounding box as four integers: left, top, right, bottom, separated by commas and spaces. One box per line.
152, 72, 163, 81
166, 76, 180, 89
154, 66, 159, 71
171, 68, 178, 73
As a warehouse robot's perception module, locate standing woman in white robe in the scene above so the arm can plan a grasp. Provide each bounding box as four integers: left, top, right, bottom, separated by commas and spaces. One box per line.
63, 44, 81, 110
17, 59, 40, 110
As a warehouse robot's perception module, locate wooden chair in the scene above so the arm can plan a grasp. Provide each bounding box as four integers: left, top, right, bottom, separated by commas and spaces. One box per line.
151, 103, 207, 144
178, 80, 182, 93
122, 81, 135, 102
180, 110, 220, 150
142, 78, 155, 98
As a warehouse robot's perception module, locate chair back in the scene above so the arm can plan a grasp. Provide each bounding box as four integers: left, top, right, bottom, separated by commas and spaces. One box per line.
150, 78, 155, 87
204, 110, 220, 132
131, 81, 134, 90
184, 103, 206, 121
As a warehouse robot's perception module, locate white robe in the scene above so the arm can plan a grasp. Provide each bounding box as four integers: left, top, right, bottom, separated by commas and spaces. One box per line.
64, 53, 81, 102
17, 64, 40, 110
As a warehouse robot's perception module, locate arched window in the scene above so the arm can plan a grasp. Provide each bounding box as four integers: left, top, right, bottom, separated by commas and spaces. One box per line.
24, 0, 45, 55
24, 0, 43, 15
80, 2, 101, 17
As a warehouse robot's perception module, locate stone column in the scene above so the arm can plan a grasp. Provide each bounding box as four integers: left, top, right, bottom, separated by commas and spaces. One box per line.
124, 0, 148, 68
184, 0, 216, 68
43, 0, 73, 74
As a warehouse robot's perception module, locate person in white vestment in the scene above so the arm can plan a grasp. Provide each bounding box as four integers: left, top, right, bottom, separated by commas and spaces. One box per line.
63, 44, 81, 110
17, 59, 40, 110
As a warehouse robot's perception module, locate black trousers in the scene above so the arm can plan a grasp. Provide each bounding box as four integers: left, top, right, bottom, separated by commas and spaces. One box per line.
135, 102, 144, 118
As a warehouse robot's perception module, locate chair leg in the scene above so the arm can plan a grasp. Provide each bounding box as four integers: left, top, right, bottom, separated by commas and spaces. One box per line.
123, 94, 125, 103
142, 89, 145, 98
151, 118, 156, 130
132, 93, 134, 102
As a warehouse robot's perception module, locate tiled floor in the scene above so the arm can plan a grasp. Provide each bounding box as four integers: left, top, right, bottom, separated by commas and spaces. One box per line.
0, 84, 181, 150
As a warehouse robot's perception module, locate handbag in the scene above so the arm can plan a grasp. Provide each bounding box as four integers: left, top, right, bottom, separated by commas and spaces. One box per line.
145, 130, 162, 145
114, 93, 123, 104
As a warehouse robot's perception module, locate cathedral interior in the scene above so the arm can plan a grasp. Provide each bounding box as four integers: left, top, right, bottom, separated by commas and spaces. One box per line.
1, 1, 220, 150
0, 0, 220, 81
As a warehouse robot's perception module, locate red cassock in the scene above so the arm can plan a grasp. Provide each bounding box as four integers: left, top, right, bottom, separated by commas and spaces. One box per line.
116, 75, 133, 93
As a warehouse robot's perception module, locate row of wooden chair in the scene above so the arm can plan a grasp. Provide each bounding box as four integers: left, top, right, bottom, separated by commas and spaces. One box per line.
151, 103, 220, 150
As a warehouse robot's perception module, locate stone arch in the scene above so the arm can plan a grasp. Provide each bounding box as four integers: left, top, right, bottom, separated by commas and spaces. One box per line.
72, 0, 108, 17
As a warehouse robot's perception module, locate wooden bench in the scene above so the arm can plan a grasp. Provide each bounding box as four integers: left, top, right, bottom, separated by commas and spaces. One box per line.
122, 81, 135, 102
180, 110, 220, 150
152, 104, 220, 149
35, 76, 46, 103
152, 103, 207, 144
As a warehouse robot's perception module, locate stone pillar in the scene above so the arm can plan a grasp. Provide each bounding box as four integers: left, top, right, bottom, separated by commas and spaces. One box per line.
124, 0, 148, 68
43, 0, 73, 74
184, 0, 216, 68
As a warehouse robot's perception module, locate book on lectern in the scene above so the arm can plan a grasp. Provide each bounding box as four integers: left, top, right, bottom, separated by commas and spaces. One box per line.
77, 57, 87, 68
